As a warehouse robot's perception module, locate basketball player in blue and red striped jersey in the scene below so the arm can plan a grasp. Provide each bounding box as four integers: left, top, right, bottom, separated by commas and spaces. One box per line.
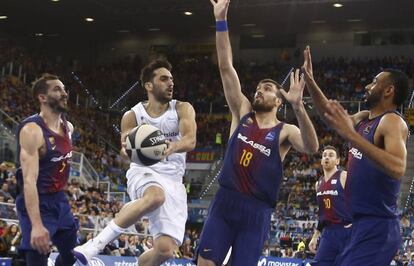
197, 1, 319, 265
309, 146, 351, 265
302, 46, 410, 265
15, 74, 79, 266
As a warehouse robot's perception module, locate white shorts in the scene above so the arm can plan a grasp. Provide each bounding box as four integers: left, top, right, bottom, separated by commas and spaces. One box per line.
126, 167, 187, 245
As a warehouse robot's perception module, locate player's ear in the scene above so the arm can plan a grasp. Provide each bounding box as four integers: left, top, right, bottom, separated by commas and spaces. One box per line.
384, 84, 395, 98
38, 94, 47, 103
144, 82, 153, 91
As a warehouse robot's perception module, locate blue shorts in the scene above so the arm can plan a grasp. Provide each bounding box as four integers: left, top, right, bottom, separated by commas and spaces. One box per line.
337, 216, 401, 266
313, 224, 351, 266
16, 191, 79, 253
197, 187, 272, 266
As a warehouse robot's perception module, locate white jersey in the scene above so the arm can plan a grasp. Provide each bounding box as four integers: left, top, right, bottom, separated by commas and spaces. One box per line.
129, 100, 186, 182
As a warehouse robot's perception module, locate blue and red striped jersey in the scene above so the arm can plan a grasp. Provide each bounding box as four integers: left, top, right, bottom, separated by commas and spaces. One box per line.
218, 112, 284, 207
317, 170, 351, 225
16, 114, 72, 194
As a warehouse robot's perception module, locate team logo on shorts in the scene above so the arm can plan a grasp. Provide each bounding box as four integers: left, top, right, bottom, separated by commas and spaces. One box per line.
265, 131, 276, 141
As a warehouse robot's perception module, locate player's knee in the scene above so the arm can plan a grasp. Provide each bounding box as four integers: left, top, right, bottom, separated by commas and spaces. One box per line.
154, 240, 175, 262
197, 255, 216, 266
143, 186, 165, 209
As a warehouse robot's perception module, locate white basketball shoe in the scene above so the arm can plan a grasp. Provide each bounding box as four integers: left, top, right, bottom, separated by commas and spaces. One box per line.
73, 239, 102, 265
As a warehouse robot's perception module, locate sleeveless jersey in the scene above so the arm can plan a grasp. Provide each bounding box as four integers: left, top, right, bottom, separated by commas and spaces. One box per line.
130, 100, 185, 182
218, 112, 284, 207
316, 170, 351, 225
347, 111, 403, 218
16, 114, 72, 194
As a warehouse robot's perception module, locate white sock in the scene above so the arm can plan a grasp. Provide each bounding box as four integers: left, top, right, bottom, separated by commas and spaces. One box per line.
93, 220, 126, 250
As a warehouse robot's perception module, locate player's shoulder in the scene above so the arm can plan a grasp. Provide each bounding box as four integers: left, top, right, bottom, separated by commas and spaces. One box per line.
379, 112, 408, 132
66, 120, 74, 134
175, 101, 195, 114
19, 122, 44, 146
20, 122, 42, 136
175, 100, 193, 109
381, 111, 406, 123
280, 122, 299, 134
122, 110, 136, 120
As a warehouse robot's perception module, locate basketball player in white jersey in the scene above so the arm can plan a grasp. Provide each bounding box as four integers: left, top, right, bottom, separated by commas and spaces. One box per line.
74, 59, 197, 266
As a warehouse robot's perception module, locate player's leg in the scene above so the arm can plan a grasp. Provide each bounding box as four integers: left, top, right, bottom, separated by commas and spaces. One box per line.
74, 171, 165, 263
312, 227, 345, 266
197, 189, 243, 266
24, 250, 49, 266
53, 228, 78, 266
228, 210, 271, 266
197, 212, 234, 266
53, 202, 79, 266
16, 195, 58, 266
138, 235, 177, 266
138, 178, 188, 266
74, 185, 164, 260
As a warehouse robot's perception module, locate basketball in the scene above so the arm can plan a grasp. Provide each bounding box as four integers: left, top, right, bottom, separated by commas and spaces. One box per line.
125, 124, 167, 166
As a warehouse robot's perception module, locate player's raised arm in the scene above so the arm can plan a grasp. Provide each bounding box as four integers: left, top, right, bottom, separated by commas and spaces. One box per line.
19, 123, 50, 255
210, 0, 251, 124
281, 69, 319, 154
302, 46, 367, 126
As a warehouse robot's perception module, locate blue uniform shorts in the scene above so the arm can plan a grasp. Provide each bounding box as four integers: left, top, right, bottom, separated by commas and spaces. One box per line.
337, 216, 401, 266
16, 191, 79, 253
197, 187, 272, 266
312, 224, 351, 265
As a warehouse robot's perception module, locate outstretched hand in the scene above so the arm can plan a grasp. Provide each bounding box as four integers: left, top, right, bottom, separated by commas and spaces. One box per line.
302, 45, 314, 82
210, 0, 230, 21
324, 100, 356, 140
279, 69, 305, 108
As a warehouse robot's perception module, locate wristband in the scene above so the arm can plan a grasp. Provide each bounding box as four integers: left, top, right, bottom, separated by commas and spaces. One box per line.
216, 20, 228, 32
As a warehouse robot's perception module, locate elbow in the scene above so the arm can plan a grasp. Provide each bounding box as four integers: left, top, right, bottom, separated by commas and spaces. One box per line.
306, 142, 319, 155
188, 138, 196, 151
218, 62, 233, 71
391, 166, 405, 180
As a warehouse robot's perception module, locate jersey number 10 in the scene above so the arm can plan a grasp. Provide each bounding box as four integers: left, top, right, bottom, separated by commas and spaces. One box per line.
323, 198, 331, 209
240, 149, 253, 167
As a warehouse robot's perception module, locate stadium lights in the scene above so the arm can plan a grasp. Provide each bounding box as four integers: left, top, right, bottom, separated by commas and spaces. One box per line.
184, 11, 193, 16
85, 17, 94, 22
51, 0, 60, 2
148, 28, 160, 31
35, 33, 44, 37
0, 16, 7, 20
333, 3, 343, 7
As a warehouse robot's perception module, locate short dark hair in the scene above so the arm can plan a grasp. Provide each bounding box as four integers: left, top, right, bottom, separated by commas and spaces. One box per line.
32, 73, 59, 102
383, 68, 409, 106
323, 145, 339, 158
140, 59, 172, 88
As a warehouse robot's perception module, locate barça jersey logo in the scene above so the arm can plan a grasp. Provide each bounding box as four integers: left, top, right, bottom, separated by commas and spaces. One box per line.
265, 131, 275, 141
363, 125, 372, 134
48, 137, 56, 150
